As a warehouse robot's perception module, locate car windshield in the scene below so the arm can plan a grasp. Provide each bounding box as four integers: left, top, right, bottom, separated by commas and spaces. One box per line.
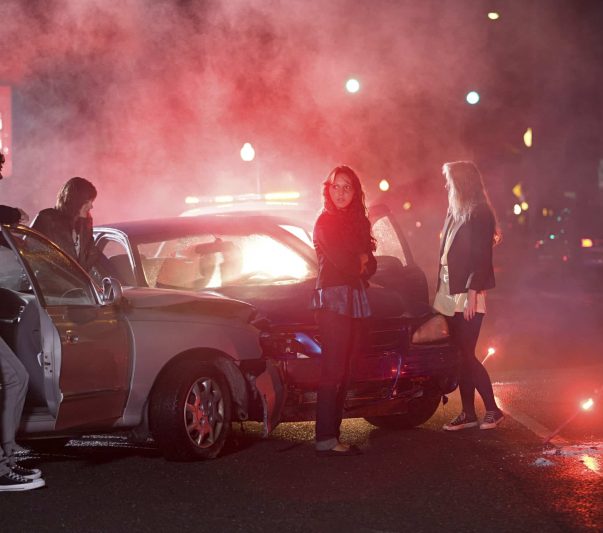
137, 232, 313, 290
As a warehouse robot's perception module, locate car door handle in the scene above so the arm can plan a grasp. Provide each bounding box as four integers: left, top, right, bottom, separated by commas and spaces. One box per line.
64, 330, 79, 344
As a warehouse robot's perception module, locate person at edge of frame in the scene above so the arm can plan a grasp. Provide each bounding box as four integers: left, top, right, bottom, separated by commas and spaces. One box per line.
0, 152, 46, 491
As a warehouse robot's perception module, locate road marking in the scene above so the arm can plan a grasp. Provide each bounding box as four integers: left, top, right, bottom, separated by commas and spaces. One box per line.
495, 397, 569, 447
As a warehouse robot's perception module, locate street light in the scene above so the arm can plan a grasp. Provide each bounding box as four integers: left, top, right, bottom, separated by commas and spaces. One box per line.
240, 142, 260, 194
466, 91, 480, 105
240, 142, 255, 162
346, 78, 360, 93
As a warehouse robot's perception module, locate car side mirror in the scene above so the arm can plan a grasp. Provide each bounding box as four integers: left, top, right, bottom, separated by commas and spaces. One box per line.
102, 277, 124, 305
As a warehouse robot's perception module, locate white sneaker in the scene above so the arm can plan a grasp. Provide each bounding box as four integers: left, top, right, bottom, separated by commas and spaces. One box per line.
0, 470, 45, 491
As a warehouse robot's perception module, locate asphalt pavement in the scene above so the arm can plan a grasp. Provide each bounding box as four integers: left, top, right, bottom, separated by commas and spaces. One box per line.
2, 259, 602, 532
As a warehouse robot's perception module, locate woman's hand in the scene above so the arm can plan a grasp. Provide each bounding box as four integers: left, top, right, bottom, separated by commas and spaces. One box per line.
464, 289, 478, 321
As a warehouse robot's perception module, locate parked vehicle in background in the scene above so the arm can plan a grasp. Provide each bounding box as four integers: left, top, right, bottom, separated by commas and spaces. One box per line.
94, 206, 460, 435
0, 224, 263, 461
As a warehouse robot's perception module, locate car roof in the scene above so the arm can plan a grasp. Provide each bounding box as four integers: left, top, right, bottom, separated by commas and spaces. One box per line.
95, 212, 314, 241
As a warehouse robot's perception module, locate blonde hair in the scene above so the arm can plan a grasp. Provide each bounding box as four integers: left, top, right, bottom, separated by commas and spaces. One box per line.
442, 161, 501, 243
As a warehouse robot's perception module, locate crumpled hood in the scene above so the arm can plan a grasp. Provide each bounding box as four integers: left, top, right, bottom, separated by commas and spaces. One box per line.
123, 287, 256, 322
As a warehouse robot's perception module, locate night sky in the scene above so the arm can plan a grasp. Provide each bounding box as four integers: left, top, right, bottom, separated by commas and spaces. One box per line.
1, 0, 602, 223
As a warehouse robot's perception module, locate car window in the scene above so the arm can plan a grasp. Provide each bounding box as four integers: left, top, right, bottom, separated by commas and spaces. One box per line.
0, 242, 31, 292
139, 232, 312, 289
11, 230, 97, 306
372, 216, 408, 267
97, 237, 137, 286
278, 224, 313, 248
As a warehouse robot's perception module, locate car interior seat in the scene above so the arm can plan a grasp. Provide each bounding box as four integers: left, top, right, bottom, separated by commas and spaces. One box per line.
108, 253, 137, 286
155, 257, 201, 290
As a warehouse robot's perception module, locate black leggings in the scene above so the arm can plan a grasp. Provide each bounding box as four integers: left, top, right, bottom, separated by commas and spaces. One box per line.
447, 313, 498, 416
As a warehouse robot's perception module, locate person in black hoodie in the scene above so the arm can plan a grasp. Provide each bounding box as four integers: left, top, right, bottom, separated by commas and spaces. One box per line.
433, 161, 504, 431
310, 165, 377, 456
0, 153, 28, 225
31, 177, 112, 281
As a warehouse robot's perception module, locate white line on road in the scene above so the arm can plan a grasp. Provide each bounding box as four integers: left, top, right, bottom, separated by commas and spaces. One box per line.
494, 397, 569, 447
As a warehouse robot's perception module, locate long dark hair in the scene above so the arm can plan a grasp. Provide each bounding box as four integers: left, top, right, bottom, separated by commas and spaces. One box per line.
321, 165, 376, 252
55, 177, 97, 221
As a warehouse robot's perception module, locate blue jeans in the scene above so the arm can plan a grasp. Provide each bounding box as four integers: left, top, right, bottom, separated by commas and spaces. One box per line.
447, 313, 498, 416
315, 310, 365, 449
0, 337, 29, 475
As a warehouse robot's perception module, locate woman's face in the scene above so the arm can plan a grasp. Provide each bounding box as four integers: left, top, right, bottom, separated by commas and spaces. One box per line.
78, 200, 94, 219
329, 173, 355, 210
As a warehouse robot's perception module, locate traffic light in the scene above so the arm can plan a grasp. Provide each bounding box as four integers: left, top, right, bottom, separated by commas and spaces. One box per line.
0, 86, 12, 177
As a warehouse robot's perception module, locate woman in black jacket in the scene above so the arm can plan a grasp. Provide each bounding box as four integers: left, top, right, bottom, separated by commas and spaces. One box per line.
310, 165, 377, 456
434, 161, 504, 431
31, 177, 112, 280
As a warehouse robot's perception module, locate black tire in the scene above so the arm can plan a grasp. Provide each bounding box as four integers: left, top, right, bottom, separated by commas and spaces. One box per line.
365, 391, 442, 430
150, 360, 232, 461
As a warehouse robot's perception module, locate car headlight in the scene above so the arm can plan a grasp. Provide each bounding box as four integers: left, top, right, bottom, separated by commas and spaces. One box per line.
260, 331, 321, 359
411, 314, 450, 344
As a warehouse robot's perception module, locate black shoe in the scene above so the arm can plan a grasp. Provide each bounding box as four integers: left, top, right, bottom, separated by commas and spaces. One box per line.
0, 470, 45, 491
442, 412, 479, 431
11, 464, 43, 480
480, 410, 505, 430
315, 445, 363, 457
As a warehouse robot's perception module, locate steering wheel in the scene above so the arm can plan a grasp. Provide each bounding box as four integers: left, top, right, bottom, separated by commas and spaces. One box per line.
60, 287, 87, 300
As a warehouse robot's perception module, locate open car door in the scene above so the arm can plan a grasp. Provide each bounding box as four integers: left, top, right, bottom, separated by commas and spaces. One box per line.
368, 204, 430, 314
1, 225, 132, 431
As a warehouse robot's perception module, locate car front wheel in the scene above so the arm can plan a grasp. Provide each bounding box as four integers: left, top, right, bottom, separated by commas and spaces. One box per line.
364, 390, 442, 430
150, 360, 232, 461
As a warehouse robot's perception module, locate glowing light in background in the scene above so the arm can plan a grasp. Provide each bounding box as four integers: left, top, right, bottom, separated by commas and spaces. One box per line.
240, 142, 255, 162
379, 179, 390, 192
241, 236, 309, 280
513, 204, 522, 215
523, 127, 533, 147
184, 196, 200, 204
581, 398, 594, 411
521, 201, 529, 211
487, 12, 500, 20
215, 195, 235, 203
402, 201, 412, 210
345, 78, 360, 93
264, 191, 301, 201
482, 346, 496, 364
466, 91, 480, 105
581, 238, 593, 248
580, 454, 600, 473
415, 221, 422, 228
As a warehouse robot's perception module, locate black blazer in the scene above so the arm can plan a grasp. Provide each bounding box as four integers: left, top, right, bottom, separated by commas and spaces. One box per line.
0, 205, 21, 224
313, 211, 377, 289
438, 203, 496, 295
31, 208, 112, 276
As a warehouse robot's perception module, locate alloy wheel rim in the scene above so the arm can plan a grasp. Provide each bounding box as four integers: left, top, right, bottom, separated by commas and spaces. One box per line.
184, 377, 225, 449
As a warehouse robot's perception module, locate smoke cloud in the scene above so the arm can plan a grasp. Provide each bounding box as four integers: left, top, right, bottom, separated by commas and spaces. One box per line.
0, 0, 600, 231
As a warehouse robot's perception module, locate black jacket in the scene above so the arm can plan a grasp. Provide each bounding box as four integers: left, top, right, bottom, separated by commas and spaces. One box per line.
313, 211, 377, 289
31, 208, 111, 276
438, 203, 496, 295
0, 205, 21, 224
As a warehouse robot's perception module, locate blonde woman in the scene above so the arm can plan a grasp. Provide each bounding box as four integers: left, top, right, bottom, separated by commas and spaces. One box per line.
434, 161, 504, 431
